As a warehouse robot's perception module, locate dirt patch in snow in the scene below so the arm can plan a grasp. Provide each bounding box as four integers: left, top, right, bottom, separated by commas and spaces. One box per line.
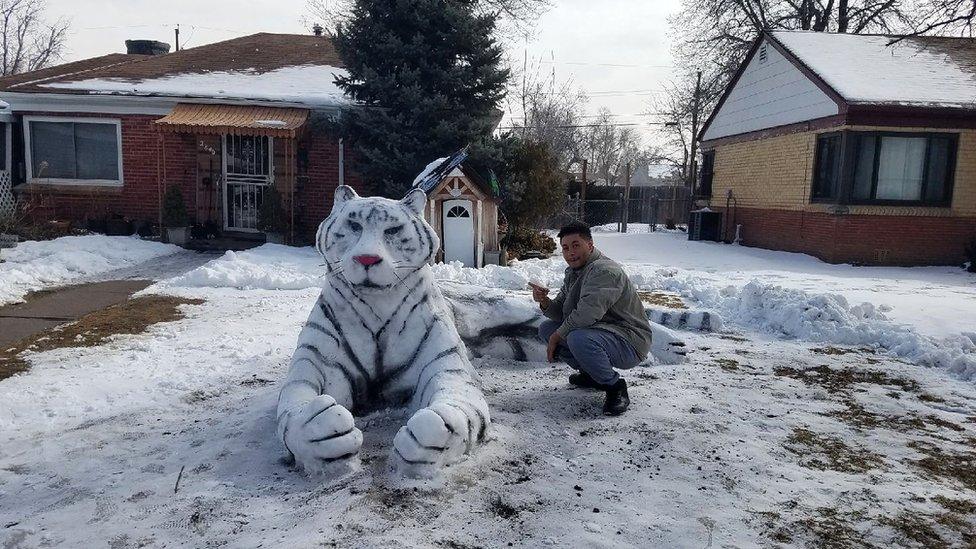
784, 428, 885, 473
637, 291, 686, 309
907, 440, 976, 491
774, 364, 920, 393
0, 295, 204, 380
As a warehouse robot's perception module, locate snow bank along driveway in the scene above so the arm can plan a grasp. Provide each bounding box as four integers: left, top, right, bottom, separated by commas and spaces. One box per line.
0, 235, 181, 306
2, 235, 975, 547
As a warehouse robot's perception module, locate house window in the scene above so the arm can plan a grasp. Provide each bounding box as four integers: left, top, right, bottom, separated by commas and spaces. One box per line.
25, 117, 122, 185
851, 133, 955, 205
698, 151, 715, 198
812, 133, 842, 201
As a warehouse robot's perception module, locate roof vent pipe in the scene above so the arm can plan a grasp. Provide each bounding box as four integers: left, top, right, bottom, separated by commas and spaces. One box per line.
125, 40, 171, 56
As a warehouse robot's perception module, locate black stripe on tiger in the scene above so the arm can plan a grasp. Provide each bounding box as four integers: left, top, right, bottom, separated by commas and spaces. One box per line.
418, 368, 469, 407
412, 346, 461, 398
331, 279, 381, 329
319, 452, 357, 463
444, 402, 476, 448
294, 350, 359, 406
394, 447, 437, 465
397, 291, 431, 337
317, 299, 374, 387
376, 276, 427, 338
405, 427, 448, 451
302, 400, 337, 426
410, 217, 434, 261
382, 317, 438, 383
308, 427, 355, 443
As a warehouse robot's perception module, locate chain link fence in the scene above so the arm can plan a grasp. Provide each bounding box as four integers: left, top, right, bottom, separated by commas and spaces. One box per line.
544, 185, 692, 232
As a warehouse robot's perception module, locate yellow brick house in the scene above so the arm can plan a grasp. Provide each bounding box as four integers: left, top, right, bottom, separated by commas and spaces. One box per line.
697, 31, 976, 266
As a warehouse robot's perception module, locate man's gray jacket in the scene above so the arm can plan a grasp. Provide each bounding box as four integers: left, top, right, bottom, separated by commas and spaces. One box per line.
543, 249, 652, 359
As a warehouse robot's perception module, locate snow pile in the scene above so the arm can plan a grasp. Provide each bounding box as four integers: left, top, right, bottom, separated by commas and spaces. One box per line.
42, 64, 350, 108
161, 244, 326, 290
157, 240, 976, 380
0, 235, 180, 305
718, 281, 976, 379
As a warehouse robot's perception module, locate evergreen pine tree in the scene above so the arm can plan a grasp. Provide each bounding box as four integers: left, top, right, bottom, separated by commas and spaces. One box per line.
334, 0, 509, 197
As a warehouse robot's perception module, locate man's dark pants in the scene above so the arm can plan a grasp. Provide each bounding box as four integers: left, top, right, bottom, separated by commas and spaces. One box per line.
538, 320, 640, 386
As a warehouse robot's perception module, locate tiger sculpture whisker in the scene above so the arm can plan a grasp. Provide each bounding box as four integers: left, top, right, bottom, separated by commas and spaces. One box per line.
276, 185, 490, 478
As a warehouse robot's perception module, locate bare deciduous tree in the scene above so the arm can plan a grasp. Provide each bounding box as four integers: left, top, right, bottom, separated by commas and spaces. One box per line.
579, 109, 655, 187
0, 0, 67, 76
505, 65, 587, 170
306, 0, 551, 37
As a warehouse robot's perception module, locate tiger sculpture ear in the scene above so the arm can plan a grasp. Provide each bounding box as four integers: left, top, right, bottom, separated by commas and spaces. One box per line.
400, 188, 427, 217
333, 185, 359, 210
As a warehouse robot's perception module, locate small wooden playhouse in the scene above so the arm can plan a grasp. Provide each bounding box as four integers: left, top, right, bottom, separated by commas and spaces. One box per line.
415, 155, 503, 268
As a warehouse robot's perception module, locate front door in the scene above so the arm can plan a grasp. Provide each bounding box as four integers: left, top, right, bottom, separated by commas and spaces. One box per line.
223, 134, 273, 232
442, 199, 475, 267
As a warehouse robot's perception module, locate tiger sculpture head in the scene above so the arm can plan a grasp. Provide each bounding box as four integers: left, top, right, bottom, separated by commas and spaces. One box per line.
315, 185, 439, 290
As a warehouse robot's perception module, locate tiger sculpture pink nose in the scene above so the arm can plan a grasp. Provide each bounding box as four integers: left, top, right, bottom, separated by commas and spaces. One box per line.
353, 254, 382, 266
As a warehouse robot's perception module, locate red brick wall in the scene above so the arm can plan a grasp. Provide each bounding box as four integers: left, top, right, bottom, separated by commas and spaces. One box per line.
16, 112, 363, 240
297, 133, 363, 242
720, 206, 976, 266
17, 112, 196, 227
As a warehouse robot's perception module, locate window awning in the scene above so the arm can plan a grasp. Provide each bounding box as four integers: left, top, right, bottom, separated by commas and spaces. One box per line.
154, 103, 309, 138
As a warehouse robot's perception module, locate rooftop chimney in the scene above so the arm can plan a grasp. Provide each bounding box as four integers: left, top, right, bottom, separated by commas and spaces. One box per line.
312, 23, 324, 37
125, 40, 171, 56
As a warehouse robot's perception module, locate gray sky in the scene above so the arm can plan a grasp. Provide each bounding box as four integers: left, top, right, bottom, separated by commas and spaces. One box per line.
49, 0, 683, 141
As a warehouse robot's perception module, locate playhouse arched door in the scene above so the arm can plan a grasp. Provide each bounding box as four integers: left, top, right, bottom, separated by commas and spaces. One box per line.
442, 199, 475, 267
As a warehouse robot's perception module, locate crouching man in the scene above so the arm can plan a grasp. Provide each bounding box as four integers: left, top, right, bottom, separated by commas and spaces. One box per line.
532, 222, 652, 416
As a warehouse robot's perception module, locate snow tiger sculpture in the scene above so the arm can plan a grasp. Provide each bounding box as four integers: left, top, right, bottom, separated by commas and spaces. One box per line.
276, 185, 489, 477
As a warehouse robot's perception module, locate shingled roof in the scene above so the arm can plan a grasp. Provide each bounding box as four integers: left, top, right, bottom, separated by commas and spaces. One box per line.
0, 33, 348, 108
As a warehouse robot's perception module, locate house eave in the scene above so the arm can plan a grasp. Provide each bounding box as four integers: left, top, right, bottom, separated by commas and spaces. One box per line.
0, 91, 346, 116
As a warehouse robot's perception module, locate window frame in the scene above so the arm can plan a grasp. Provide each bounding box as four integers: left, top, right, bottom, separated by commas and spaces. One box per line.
23, 115, 124, 187
846, 131, 957, 207
698, 150, 715, 198
810, 131, 843, 203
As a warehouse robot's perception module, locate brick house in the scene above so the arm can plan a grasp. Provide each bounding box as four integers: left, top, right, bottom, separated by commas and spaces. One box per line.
698, 31, 976, 266
0, 33, 362, 244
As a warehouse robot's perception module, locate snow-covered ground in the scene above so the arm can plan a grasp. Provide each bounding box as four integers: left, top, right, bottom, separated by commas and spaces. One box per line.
2, 233, 975, 547
0, 235, 182, 306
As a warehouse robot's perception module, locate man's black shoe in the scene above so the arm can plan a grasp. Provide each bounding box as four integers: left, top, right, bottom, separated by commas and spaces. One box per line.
603, 379, 629, 416
569, 372, 602, 389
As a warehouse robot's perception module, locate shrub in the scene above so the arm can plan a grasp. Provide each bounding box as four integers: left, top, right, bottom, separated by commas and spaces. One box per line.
501, 226, 556, 260
258, 188, 287, 233
162, 186, 189, 228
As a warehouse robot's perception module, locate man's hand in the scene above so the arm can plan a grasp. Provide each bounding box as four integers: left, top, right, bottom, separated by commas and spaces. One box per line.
529, 282, 551, 310
546, 331, 563, 363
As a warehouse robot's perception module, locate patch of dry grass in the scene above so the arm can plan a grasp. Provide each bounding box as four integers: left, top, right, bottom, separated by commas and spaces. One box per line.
774, 364, 920, 393
714, 358, 739, 372
0, 295, 204, 381
907, 440, 976, 491
784, 428, 884, 473
636, 291, 686, 309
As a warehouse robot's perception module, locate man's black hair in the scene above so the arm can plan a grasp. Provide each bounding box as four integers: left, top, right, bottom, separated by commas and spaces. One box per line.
557, 221, 592, 240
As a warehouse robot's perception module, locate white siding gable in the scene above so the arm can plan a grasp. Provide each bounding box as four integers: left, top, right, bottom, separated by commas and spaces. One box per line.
702, 38, 839, 141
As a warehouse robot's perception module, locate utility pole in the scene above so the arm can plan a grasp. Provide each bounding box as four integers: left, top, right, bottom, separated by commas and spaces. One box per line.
621, 161, 632, 233
688, 70, 702, 197
580, 159, 587, 223
175, 24, 180, 51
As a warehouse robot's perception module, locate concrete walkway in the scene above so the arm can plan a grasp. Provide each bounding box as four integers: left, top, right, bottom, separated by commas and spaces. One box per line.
0, 249, 216, 348
0, 280, 153, 347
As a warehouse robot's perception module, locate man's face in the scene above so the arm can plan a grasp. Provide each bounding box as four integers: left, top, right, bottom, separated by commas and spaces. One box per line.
561, 233, 594, 269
